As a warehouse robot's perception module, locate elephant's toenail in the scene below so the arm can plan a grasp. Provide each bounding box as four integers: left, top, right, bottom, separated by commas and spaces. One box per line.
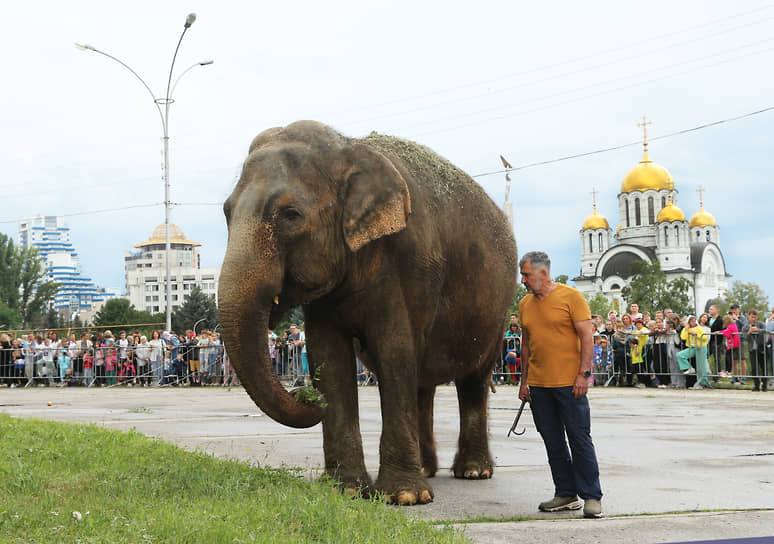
396, 491, 417, 505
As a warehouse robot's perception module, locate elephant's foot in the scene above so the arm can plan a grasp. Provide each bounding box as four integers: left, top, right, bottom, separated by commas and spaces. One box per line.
420, 452, 438, 478
452, 453, 494, 480
375, 469, 434, 505
327, 468, 373, 498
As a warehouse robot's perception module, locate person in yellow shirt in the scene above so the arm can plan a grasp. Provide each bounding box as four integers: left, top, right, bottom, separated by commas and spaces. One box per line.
630, 318, 652, 386
518, 251, 603, 519
677, 316, 708, 381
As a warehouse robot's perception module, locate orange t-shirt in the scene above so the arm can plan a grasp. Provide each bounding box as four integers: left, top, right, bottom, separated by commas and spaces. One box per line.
519, 283, 591, 387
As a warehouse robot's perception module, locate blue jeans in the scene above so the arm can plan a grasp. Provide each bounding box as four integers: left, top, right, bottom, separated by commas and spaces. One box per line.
530, 386, 603, 500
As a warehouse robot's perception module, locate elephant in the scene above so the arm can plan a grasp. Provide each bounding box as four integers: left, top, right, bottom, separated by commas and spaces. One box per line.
219, 121, 517, 505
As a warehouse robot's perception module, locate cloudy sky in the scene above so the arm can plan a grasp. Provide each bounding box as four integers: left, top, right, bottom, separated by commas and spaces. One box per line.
1, 1, 772, 305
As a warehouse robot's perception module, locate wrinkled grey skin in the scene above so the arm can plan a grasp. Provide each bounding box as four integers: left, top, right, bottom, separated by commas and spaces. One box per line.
219, 121, 517, 505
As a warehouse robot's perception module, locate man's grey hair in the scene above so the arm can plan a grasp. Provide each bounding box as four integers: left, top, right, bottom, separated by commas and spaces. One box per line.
519, 251, 551, 272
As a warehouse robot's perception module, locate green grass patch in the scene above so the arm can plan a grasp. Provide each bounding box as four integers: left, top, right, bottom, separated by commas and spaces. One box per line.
0, 414, 466, 543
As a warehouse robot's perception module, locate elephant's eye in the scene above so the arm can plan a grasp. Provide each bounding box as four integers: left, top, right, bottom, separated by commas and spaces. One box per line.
279, 207, 303, 223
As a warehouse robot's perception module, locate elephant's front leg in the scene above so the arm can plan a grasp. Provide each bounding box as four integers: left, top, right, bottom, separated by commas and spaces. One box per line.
306, 315, 371, 493
373, 344, 433, 505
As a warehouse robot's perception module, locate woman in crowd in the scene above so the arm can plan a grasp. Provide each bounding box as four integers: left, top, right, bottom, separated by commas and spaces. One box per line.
134, 335, 151, 386
0, 333, 12, 386
92, 335, 105, 386
501, 322, 521, 384
621, 313, 635, 333
103, 331, 117, 386
612, 322, 632, 386
650, 317, 670, 387
677, 316, 708, 387
695, 313, 713, 388
148, 330, 164, 386
666, 315, 685, 388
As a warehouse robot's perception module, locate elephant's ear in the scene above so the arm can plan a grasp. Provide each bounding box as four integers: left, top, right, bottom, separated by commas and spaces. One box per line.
342, 144, 412, 252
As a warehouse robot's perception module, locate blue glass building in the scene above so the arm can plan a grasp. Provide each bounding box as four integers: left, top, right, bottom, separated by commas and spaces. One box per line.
18, 215, 115, 317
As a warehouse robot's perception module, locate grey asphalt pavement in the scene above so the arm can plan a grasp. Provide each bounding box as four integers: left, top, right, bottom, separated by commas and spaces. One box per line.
2, 384, 773, 543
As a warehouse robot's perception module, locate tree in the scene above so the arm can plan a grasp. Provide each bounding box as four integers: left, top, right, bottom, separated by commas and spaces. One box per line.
0, 301, 21, 330
94, 299, 136, 326
274, 306, 306, 336
585, 293, 612, 317
93, 298, 164, 335
0, 233, 59, 327
621, 260, 693, 316
172, 286, 219, 333
507, 284, 528, 318
718, 281, 769, 315
45, 307, 60, 329
554, 274, 569, 285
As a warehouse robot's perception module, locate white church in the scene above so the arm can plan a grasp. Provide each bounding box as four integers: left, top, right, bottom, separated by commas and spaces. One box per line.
573, 125, 729, 315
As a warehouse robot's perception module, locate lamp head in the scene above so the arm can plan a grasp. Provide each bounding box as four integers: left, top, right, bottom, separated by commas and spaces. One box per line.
199, 60, 214, 66
184, 13, 197, 28
74, 43, 96, 51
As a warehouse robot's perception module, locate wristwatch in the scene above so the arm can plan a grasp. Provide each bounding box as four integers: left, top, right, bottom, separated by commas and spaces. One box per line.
578, 369, 592, 379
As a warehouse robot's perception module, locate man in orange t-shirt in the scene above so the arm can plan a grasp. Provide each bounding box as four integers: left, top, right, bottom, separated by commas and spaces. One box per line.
518, 251, 603, 518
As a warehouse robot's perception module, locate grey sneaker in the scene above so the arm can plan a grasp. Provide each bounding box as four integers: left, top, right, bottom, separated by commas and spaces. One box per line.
584, 498, 603, 518
538, 496, 581, 512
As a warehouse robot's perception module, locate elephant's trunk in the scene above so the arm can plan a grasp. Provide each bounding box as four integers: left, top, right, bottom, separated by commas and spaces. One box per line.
218, 221, 323, 429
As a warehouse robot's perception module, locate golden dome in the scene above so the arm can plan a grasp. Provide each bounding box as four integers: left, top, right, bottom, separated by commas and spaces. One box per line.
134, 223, 201, 248
582, 209, 609, 230
657, 199, 686, 223
689, 206, 717, 228
621, 150, 675, 193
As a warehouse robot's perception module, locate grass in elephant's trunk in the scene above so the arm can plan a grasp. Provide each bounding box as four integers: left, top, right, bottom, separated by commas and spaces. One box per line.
0, 415, 467, 544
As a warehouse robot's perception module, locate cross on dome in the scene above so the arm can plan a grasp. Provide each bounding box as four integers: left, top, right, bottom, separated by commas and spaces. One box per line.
637, 116, 652, 152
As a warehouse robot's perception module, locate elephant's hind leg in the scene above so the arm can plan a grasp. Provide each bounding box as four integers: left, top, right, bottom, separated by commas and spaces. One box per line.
452, 372, 494, 479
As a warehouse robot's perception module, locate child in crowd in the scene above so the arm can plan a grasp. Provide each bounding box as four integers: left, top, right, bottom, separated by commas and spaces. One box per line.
57, 344, 71, 383
722, 315, 744, 384
13, 349, 25, 387
83, 349, 94, 387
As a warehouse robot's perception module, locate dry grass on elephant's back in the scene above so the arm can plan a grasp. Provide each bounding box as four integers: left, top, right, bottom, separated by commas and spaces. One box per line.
361, 131, 516, 262
361, 131, 482, 203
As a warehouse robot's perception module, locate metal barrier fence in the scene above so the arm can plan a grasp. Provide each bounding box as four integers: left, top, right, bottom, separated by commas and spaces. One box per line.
2, 331, 771, 390
0, 340, 237, 388
494, 330, 773, 389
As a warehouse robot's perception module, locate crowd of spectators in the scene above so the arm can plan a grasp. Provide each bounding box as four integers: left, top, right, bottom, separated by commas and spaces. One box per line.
0, 328, 237, 388
499, 303, 774, 391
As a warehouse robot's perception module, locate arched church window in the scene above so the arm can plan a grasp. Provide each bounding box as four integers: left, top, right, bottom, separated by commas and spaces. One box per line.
589, 233, 593, 252
635, 198, 641, 226
696, 230, 701, 242
647, 197, 655, 224
625, 199, 630, 227
664, 226, 669, 247
610, 284, 620, 290
598, 233, 603, 252
661, 196, 666, 208
706, 230, 710, 242
674, 225, 680, 246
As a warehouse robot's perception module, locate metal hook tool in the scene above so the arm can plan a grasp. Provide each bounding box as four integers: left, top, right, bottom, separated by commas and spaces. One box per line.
508, 399, 527, 437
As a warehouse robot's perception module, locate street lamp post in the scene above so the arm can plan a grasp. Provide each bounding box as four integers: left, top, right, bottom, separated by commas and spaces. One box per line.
193, 318, 206, 336
76, 13, 212, 332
